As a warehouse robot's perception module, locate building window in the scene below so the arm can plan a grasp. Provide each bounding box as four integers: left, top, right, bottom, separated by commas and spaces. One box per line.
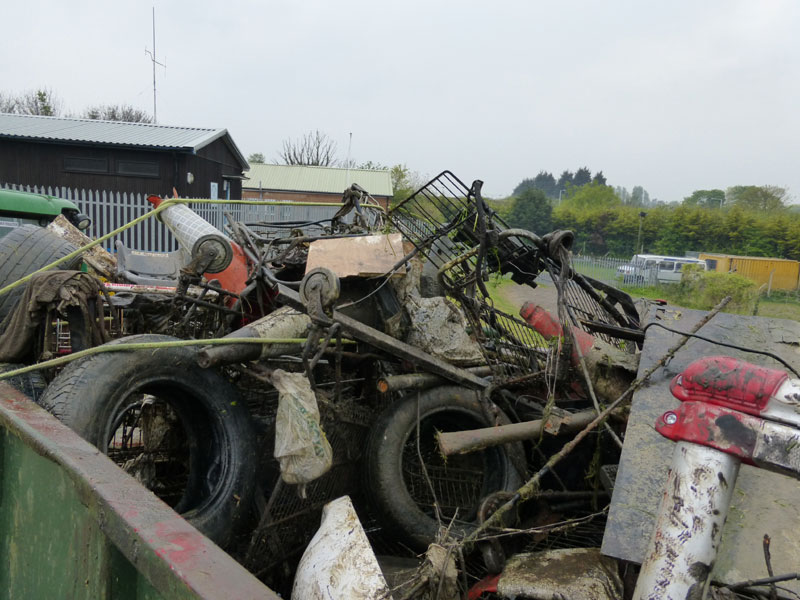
64, 156, 109, 174
117, 160, 159, 178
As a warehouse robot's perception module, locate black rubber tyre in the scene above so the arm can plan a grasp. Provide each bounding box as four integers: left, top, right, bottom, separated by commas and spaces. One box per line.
39, 334, 257, 547
0, 363, 48, 403
0, 225, 81, 322
364, 386, 522, 550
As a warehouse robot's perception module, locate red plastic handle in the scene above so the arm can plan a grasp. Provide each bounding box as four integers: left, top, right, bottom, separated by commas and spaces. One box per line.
656, 402, 758, 463
670, 356, 787, 415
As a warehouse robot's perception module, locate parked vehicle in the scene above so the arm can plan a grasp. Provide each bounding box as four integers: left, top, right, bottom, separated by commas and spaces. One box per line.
618, 253, 707, 285
0, 188, 90, 238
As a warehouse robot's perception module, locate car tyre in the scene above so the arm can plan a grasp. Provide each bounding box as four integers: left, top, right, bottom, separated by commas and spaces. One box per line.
39, 334, 257, 547
363, 386, 522, 550
0, 225, 81, 323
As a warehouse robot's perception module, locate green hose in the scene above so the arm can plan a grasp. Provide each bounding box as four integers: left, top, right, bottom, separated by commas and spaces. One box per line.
0, 336, 355, 382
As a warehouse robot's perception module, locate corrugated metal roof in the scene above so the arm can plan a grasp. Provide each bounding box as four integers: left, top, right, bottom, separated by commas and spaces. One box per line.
0, 113, 247, 168
243, 164, 393, 197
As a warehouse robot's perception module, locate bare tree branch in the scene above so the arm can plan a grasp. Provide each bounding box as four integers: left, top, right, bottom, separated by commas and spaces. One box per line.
1, 88, 63, 116
0, 92, 19, 114
82, 104, 153, 123
277, 130, 338, 166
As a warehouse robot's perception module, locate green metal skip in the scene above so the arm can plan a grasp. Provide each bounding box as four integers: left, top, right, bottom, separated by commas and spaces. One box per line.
0, 382, 278, 600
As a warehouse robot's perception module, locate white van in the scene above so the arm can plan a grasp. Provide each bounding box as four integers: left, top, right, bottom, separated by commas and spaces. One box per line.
617, 254, 708, 285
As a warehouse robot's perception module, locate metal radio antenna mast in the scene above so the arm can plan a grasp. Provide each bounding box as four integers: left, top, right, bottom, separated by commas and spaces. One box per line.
144, 7, 166, 123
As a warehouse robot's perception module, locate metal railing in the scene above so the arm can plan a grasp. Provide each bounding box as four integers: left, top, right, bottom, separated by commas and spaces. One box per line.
1, 183, 348, 252
570, 255, 633, 286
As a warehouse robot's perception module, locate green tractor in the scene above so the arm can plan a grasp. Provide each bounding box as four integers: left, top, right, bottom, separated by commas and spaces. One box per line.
0, 188, 92, 321
0, 188, 90, 239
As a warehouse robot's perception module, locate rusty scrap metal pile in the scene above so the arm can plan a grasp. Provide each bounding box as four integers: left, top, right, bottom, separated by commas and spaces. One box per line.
1, 171, 800, 599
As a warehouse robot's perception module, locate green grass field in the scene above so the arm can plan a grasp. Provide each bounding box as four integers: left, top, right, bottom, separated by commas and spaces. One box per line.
484, 271, 800, 323
572, 263, 622, 283
484, 277, 523, 315
754, 299, 800, 321
623, 285, 800, 322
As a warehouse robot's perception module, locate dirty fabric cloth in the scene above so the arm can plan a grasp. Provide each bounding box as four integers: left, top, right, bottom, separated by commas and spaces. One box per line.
389, 258, 484, 365
0, 270, 108, 362
271, 369, 333, 491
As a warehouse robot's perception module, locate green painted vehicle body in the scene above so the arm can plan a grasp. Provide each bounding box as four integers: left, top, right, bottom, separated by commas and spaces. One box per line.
0, 188, 88, 237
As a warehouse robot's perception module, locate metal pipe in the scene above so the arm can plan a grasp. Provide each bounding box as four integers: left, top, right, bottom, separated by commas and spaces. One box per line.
260, 233, 372, 245
633, 442, 740, 600
276, 284, 491, 390
534, 490, 608, 500
376, 366, 494, 393
196, 306, 311, 368
437, 408, 600, 456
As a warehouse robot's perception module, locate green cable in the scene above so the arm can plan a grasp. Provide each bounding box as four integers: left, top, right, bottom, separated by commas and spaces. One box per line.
0, 336, 355, 382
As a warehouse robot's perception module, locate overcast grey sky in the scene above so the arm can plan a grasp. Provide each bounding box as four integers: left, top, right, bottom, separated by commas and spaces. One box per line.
2, 0, 798, 201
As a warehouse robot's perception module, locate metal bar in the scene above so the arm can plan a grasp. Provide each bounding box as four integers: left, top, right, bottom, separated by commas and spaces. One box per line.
438, 408, 600, 456
277, 285, 490, 390
376, 366, 494, 393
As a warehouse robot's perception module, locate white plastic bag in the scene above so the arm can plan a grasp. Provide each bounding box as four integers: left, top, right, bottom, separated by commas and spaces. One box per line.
272, 370, 333, 489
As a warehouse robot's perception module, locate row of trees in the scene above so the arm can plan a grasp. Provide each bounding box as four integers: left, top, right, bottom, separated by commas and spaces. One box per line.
513, 168, 607, 199
552, 201, 800, 259
1, 88, 152, 122
512, 168, 656, 208
684, 186, 790, 211
501, 182, 798, 260
614, 185, 653, 206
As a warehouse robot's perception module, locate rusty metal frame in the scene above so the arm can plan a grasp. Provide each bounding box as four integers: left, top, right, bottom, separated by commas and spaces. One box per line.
276, 284, 490, 390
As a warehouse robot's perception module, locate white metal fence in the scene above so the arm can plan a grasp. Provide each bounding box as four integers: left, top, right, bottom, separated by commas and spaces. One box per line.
1, 183, 345, 252
567, 255, 632, 287
1, 183, 654, 288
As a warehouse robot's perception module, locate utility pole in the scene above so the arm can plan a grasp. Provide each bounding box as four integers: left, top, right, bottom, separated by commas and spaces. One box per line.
345, 132, 352, 186
144, 7, 166, 123
637, 211, 647, 253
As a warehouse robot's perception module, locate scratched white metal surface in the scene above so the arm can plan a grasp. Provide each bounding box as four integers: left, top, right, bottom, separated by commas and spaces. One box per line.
633, 442, 741, 599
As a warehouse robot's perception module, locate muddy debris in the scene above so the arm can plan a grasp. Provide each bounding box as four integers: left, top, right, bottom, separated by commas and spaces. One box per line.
4, 173, 797, 599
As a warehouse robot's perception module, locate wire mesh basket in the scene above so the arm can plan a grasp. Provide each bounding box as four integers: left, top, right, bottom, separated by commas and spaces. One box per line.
388, 171, 641, 371
390, 171, 545, 288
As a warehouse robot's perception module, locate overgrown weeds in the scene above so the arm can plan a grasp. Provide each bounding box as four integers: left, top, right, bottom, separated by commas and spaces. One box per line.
626, 267, 760, 314
671, 266, 759, 313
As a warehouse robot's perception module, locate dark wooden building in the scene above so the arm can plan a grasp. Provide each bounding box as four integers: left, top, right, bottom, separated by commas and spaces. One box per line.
0, 113, 248, 199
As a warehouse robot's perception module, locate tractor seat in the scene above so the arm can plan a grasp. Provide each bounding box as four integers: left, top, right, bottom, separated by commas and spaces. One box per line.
115, 241, 186, 287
